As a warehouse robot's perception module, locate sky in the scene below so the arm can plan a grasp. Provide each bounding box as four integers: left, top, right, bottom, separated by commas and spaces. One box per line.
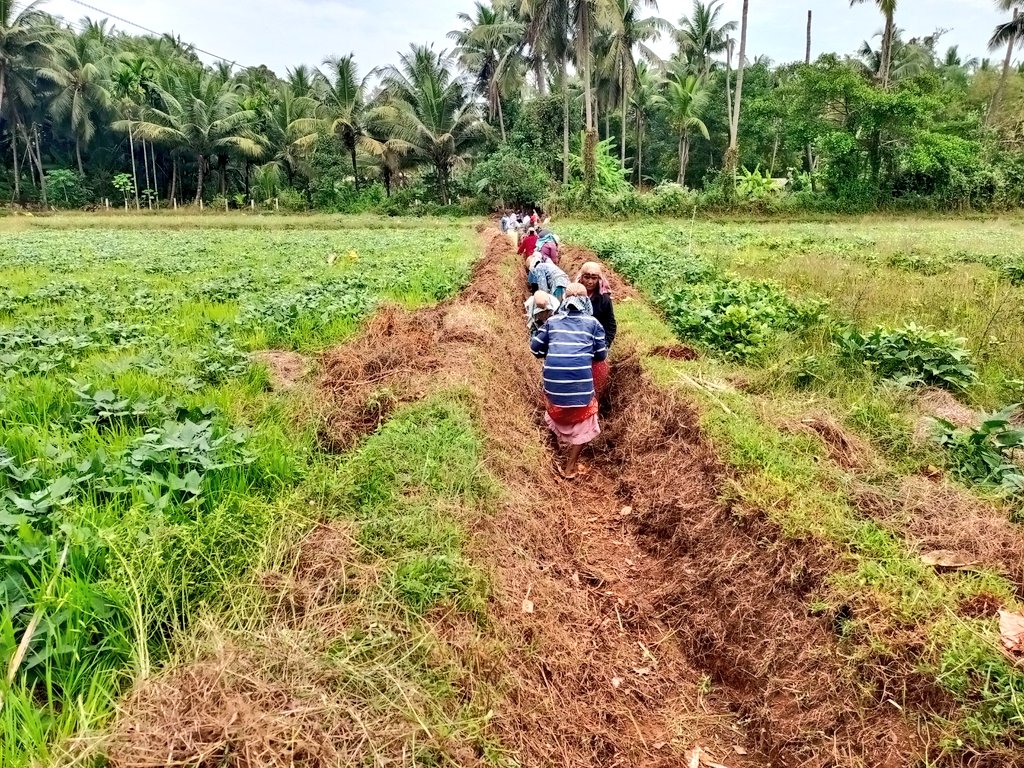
43, 0, 1013, 79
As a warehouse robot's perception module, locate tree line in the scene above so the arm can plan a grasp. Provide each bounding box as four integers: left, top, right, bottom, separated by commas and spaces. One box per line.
1, 0, 1023, 213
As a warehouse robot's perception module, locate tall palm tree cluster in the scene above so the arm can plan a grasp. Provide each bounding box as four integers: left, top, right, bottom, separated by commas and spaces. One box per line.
0, 1, 487, 207
1, 0, 1023, 208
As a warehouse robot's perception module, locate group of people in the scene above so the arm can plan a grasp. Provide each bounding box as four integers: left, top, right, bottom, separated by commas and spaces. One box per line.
505, 211, 617, 479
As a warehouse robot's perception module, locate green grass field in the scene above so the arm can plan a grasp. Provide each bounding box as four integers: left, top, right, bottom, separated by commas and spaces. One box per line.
2, 214, 1024, 765
0, 217, 477, 766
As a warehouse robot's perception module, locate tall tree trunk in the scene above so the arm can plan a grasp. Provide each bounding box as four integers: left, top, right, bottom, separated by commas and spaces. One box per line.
127, 123, 140, 209
620, 67, 627, 169
805, 9, 815, 189
170, 156, 177, 202
581, 5, 598, 194
151, 142, 159, 207
582, 12, 594, 131
989, 8, 1019, 127
678, 134, 685, 184
635, 113, 641, 185
637, 116, 643, 187
244, 159, 251, 200
438, 164, 450, 206
10, 122, 20, 202
142, 137, 151, 198
76, 139, 84, 176
497, 88, 507, 142
562, 52, 570, 185
21, 127, 36, 189
679, 132, 692, 185
879, 11, 894, 87
0, 67, 5, 138
726, 0, 750, 180
725, 44, 735, 135
33, 126, 47, 208
350, 141, 359, 190
805, 10, 812, 65
770, 133, 779, 176
219, 156, 227, 197
194, 155, 205, 204
535, 57, 546, 96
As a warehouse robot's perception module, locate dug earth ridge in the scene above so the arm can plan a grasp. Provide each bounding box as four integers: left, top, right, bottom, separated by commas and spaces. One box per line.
319, 230, 924, 766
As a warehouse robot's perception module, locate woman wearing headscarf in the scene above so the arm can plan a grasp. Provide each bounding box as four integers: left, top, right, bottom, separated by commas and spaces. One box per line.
573, 264, 615, 398
575, 262, 617, 350
530, 290, 608, 479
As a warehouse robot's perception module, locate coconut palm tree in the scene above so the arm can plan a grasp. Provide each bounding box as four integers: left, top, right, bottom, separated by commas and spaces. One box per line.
629, 60, 662, 185
263, 82, 315, 187
374, 44, 486, 205
662, 68, 708, 184
675, 0, 736, 79
111, 55, 155, 207
292, 54, 374, 188
286, 64, 314, 97
44, 30, 112, 174
725, 0, 748, 179
850, 0, 897, 86
858, 29, 930, 82
126, 66, 261, 203
601, 0, 666, 167
448, 1, 525, 142
514, 0, 572, 181
988, 1, 1024, 125
0, 0, 59, 199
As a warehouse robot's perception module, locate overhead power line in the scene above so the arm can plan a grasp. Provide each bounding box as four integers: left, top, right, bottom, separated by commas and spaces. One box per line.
62, 0, 250, 69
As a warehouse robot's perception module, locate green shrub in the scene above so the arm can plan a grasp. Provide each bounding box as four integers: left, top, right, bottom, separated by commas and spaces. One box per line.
838, 323, 977, 390
470, 145, 552, 210
1000, 259, 1024, 286
661, 277, 829, 360
935, 405, 1024, 500
45, 169, 92, 208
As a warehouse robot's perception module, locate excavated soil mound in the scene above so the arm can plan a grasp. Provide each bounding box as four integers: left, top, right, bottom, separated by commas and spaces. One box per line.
782, 414, 874, 470
473, 232, 923, 767
106, 643, 369, 768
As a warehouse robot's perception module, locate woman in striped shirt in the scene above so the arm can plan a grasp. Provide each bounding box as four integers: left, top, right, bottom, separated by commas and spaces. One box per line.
530, 290, 608, 478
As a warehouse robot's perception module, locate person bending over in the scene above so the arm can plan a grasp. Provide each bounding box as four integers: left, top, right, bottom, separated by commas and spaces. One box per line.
530, 293, 608, 479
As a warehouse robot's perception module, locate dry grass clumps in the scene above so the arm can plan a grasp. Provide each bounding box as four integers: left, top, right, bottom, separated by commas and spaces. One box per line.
107, 641, 364, 768
782, 413, 874, 470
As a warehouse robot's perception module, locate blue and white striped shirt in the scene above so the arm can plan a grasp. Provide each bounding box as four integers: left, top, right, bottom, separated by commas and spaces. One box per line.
530, 311, 608, 407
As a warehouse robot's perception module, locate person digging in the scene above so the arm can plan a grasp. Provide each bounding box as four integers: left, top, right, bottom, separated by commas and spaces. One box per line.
530, 288, 608, 479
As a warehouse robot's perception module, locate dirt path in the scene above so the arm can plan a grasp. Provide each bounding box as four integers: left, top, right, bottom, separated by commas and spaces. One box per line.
459, 231, 920, 767
312, 230, 759, 765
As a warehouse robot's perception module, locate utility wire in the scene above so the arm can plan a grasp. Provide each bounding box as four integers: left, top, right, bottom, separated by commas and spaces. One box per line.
62, 0, 250, 69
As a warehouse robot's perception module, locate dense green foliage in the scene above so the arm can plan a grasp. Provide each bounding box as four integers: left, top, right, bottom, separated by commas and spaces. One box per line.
588, 235, 828, 360
937, 406, 1024, 501
3, 0, 1024, 213
838, 324, 978, 390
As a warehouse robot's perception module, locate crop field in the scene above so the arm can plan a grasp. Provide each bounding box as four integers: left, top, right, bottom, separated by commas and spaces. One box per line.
0, 218, 476, 765
2, 214, 1024, 767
